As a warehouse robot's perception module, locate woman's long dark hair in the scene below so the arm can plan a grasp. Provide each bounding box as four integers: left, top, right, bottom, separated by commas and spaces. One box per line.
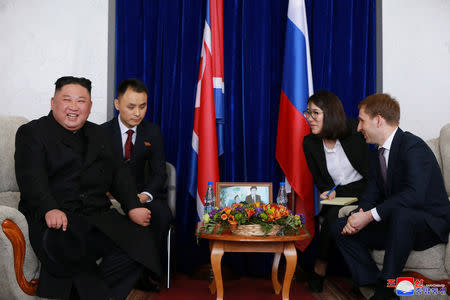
307, 90, 349, 140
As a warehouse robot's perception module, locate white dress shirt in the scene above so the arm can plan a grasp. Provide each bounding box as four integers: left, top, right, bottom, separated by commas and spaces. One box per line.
323, 139, 363, 186
371, 127, 398, 221
117, 116, 153, 202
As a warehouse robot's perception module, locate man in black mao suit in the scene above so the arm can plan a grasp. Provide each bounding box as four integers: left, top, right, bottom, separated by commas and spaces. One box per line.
332, 94, 450, 299
102, 79, 172, 283
15, 77, 160, 300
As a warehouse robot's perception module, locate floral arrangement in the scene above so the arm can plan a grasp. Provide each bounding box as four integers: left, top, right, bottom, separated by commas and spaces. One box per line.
197, 202, 305, 237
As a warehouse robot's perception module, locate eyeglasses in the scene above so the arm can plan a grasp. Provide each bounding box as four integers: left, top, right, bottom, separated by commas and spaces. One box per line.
303, 110, 323, 120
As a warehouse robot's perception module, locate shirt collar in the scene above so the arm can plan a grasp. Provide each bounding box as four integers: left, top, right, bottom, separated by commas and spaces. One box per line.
380, 127, 398, 151
323, 139, 341, 153
117, 115, 137, 135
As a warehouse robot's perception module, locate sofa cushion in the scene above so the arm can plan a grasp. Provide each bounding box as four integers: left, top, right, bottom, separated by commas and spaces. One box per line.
372, 244, 447, 280
426, 138, 442, 171
0, 116, 28, 193
0, 192, 20, 209
439, 123, 450, 196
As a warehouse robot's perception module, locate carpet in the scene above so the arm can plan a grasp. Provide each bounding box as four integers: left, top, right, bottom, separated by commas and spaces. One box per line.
146, 275, 365, 300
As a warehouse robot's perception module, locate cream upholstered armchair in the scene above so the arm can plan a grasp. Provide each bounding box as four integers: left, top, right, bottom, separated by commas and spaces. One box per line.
339, 123, 450, 292
0, 116, 41, 299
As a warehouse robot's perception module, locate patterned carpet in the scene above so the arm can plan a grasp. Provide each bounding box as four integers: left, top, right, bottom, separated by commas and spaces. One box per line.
126, 275, 365, 300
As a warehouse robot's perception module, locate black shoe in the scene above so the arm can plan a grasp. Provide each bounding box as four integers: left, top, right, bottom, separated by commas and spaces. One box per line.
369, 280, 398, 300
350, 283, 364, 298
135, 274, 162, 293
307, 272, 325, 293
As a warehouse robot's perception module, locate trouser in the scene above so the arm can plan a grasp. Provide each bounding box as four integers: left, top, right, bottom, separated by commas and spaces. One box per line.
316, 205, 341, 261
70, 228, 143, 300
34, 219, 143, 300
145, 198, 172, 273
331, 208, 442, 286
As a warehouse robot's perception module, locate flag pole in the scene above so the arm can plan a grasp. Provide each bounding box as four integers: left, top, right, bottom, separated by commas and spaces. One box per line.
291, 188, 296, 212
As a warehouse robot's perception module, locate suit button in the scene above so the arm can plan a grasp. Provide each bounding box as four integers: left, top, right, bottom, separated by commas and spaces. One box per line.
80, 193, 86, 200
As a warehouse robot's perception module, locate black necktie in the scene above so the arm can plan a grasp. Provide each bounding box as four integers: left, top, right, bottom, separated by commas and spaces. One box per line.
378, 147, 387, 185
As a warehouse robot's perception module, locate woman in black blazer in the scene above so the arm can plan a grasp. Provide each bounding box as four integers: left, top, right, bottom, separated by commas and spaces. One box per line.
302, 91, 369, 292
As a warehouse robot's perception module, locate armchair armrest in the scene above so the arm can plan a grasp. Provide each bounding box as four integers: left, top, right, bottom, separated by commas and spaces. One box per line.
338, 205, 358, 218
0, 205, 39, 296
446, 233, 450, 275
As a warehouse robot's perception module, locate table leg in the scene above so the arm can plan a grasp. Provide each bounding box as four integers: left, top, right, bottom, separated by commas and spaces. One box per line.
209, 277, 216, 295
210, 240, 224, 300
282, 242, 297, 300
272, 252, 282, 294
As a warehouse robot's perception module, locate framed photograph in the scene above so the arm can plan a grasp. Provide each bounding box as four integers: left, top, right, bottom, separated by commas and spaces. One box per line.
216, 182, 273, 208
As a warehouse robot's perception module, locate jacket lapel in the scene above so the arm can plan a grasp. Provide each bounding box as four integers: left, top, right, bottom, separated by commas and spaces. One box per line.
83, 123, 103, 168
312, 136, 332, 182
385, 128, 403, 195
131, 123, 145, 164
111, 118, 125, 159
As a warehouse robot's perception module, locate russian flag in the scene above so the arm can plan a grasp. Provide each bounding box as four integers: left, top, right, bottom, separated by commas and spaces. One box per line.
188, 0, 224, 219
276, 0, 314, 250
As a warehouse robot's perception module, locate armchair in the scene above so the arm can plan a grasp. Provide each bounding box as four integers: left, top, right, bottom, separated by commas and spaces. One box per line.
339, 123, 450, 295
0, 116, 40, 299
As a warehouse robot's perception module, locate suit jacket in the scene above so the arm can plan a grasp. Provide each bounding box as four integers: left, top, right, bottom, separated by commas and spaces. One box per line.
358, 128, 450, 242
102, 117, 167, 199
245, 194, 261, 204
15, 113, 161, 299
303, 119, 369, 197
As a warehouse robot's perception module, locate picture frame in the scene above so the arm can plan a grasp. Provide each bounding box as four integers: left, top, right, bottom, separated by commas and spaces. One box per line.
216, 182, 273, 208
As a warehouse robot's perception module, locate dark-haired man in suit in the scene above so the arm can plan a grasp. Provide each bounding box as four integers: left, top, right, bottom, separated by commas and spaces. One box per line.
102, 79, 171, 290
15, 76, 160, 300
332, 94, 450, 300
245, 186, 261, 203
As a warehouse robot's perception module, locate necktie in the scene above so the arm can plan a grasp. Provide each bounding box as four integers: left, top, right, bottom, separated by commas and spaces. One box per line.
378, 147, 387, 185
124, 129, 134, 161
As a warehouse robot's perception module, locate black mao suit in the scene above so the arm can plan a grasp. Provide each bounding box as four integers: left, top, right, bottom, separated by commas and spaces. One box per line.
303, 119, 369, 260
15, 113, 161, 299
332, 128, 450, 285
102, 117, 172, 256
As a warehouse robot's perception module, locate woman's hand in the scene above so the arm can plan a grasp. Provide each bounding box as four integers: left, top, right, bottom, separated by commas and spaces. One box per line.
320, 190, 336, 200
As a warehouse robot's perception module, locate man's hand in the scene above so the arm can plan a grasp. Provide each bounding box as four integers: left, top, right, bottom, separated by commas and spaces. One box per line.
45, 209, 68, 231
320, 190, 336, 200
129, 207, 151, 227
137, 193, 150, 204
342, 208, 373, 235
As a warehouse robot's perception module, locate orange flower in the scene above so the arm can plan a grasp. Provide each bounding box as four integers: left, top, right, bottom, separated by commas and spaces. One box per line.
221, 214, 228, 220
246, 208, 255, 218
224, 207, 232, 214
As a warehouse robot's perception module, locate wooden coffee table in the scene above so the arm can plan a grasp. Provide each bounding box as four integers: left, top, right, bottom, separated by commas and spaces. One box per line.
200, 230, 309, 300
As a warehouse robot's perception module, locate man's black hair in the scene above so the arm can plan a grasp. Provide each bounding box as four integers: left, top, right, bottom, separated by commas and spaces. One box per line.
55, 76, 92, 94
117, 78, 149, 98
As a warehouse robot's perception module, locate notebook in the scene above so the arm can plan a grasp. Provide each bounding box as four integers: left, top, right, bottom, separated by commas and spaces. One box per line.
320, 197, 358, 206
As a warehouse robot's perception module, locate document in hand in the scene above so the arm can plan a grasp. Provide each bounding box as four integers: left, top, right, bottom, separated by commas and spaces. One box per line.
320, 197, 358, 206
